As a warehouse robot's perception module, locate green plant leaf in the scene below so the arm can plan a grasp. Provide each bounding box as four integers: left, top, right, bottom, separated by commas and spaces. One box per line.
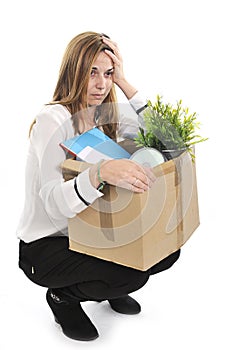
134, 94, 208, 156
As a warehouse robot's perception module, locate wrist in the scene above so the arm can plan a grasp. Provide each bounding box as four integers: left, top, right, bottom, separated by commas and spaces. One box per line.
96, 159, 108, 191
89, 160, 110, 191
89, 163, 100, 189
115, 78, 138, 100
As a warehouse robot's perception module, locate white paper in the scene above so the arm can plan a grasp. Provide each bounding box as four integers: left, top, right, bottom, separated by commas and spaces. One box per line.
76, 146, 113, 163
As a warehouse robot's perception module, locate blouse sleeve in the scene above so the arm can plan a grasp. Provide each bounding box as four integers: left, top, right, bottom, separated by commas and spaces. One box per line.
31, 106, 103, 221
118, 91, 148, 139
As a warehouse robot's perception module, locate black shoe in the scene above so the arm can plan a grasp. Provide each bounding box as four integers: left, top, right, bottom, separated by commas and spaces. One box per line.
108, 295, 141, 315
46, 289, 99, 341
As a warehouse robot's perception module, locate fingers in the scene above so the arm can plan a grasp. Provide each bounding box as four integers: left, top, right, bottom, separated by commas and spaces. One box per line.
103, 48, 120, 65
137, 166, 156, 184
131, 166, 156, 192
116, 180, 144, 193
101, 36, 121, 63
101, 36, 119, 53
117, 173, 155, 193
101, 36, 126, 85
102, 159, 156, 193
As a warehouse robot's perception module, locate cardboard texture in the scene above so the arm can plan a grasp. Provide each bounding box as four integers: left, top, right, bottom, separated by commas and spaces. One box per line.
61, 149, 199, 271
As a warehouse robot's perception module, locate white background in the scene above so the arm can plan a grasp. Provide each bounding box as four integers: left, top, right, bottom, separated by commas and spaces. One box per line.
0, 0, 232, 349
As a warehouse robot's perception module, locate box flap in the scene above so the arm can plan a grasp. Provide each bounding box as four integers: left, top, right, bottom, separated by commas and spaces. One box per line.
61, 156, 176, 178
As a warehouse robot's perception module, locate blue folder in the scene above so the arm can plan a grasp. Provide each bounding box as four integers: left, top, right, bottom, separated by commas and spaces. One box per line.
60, 127, 131, 159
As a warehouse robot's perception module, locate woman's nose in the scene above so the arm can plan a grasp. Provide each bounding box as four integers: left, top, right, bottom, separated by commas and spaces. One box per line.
96, 75, 105, 89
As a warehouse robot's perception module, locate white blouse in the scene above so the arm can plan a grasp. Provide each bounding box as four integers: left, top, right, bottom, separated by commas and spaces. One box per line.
16, 93, 147, 243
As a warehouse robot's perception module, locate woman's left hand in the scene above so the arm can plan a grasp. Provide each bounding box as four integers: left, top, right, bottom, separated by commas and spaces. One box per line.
102, 36, 125, 85
102, 36, 137, 99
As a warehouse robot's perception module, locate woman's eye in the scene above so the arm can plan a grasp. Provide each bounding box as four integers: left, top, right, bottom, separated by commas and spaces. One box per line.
90, 70, 96, 76
105, 70, 113, 77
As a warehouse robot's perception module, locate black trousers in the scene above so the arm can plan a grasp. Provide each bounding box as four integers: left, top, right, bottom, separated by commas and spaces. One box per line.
19, 236, 180, 301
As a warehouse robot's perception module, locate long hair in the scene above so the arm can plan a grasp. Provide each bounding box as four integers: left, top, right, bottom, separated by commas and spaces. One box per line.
29, 32, 119, 139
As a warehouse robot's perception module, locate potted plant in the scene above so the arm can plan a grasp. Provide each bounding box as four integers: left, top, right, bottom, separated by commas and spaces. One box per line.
134, 95, 207, 161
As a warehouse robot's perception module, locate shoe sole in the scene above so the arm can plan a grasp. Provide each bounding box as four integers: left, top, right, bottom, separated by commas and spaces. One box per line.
54, 317, 99, 341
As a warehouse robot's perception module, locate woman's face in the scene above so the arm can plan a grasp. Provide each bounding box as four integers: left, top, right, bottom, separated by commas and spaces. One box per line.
87, 51, 114, 106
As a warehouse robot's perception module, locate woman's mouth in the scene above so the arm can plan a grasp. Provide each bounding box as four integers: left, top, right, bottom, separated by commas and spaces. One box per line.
91, 94, 104, 99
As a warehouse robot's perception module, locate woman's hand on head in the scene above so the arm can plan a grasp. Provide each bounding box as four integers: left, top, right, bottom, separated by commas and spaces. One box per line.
101, 36, 138, 100
102, 37, 125, 85
90, 159, 156, 193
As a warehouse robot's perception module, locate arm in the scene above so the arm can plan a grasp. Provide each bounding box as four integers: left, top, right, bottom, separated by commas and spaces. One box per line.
89, 158, 156, 194
98, 38, 156, 191
33, 105, 154, 224
102, 37, 138, 100
103, 37, 148, 137
32, 106, 103, 220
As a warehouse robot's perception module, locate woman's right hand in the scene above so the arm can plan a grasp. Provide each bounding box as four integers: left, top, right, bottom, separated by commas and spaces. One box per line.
90, 159, 156, 193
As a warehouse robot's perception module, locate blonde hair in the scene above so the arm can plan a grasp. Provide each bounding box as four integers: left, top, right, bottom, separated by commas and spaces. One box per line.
30, 32, 119, 139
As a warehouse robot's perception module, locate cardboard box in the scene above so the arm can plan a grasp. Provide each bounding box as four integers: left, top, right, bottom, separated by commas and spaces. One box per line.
61, 149, 199, 271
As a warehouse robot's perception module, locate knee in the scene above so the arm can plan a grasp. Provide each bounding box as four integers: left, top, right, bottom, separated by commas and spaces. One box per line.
78, 267, 150, 301
116, 267, 150, 294
166, 249, 181, 267
150, 249, 181, 275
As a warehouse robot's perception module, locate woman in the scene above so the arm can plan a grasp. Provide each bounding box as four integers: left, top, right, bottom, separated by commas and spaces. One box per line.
17, 31, 180, 341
